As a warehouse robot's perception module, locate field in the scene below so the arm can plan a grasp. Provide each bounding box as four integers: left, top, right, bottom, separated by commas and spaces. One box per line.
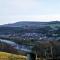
0, 52, 26, 60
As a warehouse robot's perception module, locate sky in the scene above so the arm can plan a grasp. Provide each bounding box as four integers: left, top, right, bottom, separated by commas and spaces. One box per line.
0, 0, 60, 25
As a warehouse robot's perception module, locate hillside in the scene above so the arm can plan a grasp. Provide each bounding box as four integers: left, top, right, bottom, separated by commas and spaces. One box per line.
1, 21, 60, 28
0, 21, 60, 43
0, 52, 26, 60
0, 21, 48, 28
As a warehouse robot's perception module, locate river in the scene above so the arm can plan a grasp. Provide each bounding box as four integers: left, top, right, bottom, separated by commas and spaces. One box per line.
0, 39, 33, 53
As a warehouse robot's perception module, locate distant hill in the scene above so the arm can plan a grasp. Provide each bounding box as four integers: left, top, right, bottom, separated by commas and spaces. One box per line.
1, 21, 60, 29
0, 21, 60, 41
0, 21, 48, 28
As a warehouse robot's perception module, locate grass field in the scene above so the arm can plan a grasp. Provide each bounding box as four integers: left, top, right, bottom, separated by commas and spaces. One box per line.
0, 52, 26, 60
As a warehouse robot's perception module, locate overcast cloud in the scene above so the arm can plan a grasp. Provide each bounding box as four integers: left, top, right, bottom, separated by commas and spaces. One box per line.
0, 0, 60, 25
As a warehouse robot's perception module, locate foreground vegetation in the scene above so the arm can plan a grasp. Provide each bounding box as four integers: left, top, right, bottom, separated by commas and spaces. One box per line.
0, 52, 26, 60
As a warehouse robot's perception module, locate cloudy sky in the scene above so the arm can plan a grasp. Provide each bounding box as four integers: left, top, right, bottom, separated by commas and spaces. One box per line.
0, 0, 60, 25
